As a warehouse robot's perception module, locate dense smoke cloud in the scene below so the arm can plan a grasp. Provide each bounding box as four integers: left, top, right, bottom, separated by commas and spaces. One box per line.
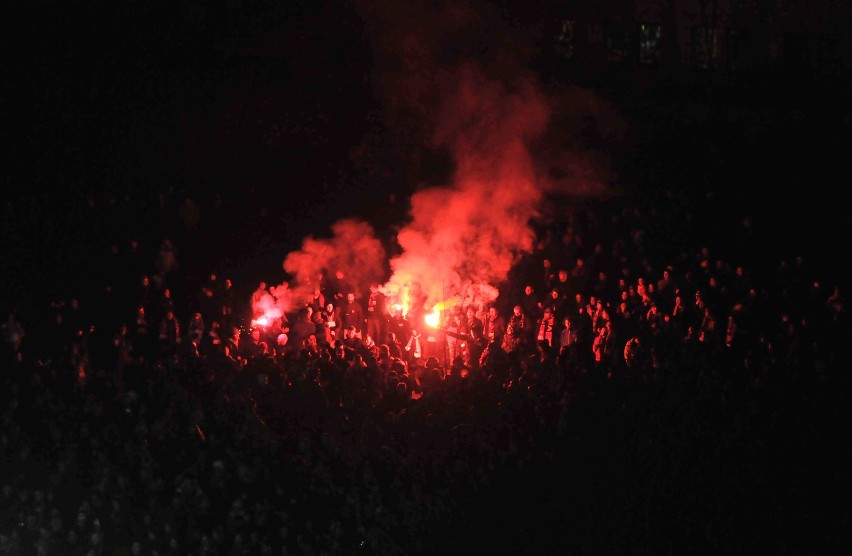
384, 64, 548, 311
281, 218, 387, 302
267, 0, 621, 320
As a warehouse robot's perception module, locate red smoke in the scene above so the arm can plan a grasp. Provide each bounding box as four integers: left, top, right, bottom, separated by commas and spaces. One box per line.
259, 1, 621, 322
385, 64, 549, 312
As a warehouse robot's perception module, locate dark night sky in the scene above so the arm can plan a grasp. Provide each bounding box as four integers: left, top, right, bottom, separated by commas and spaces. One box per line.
3, 0, 851, 316
3, 1, 383, 311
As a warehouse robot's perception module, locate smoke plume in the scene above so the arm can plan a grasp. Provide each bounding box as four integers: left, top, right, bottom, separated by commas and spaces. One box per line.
269, 0, 621, 320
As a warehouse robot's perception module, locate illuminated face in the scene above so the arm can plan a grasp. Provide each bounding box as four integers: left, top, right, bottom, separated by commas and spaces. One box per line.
347, 293, 355, 303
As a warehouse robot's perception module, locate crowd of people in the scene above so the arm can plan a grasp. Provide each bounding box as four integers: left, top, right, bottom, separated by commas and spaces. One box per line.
1, 184, 849, 555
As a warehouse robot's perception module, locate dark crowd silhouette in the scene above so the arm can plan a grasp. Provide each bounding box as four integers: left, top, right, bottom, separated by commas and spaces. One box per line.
1, 184, 850, 555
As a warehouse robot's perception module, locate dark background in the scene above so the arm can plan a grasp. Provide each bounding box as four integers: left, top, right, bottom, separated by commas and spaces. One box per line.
2, 0, 850, 316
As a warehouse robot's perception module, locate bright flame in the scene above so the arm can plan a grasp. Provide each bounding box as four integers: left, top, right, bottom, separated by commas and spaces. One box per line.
251, 315, 271, 328
424, 308, 441, 328
250, 307, 284, 330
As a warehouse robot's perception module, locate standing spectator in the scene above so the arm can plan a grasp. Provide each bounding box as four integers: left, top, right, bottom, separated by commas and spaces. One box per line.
543, 288, 567, 325
219, 278, 235, 322
552, 268, 571, 302
158, 309, 182, 357
558, 315, 576, 361
309, 287, 326, 316
365, 283, 388, 347
289, 307, 317, 355
322, 302, 340, 343
223, 325, 241, 362
483, 305, 507, 347
519, 283, 542, 322
444, 309, 465, 366
187, 312, 206, 348
537, 306, 556, 349
386, 304, 409, 349
312, 309, 334, 351
340, 292, 365, 337
501, 305, 528, 355
463, 318, 486, 371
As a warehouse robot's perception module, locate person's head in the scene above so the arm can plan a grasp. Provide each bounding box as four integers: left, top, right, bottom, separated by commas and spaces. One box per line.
488, 306, 498, 319
513, 305, 522, 316
347, 292, 355, 303
524, 285, 533, 295
558, 269, 568, 281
